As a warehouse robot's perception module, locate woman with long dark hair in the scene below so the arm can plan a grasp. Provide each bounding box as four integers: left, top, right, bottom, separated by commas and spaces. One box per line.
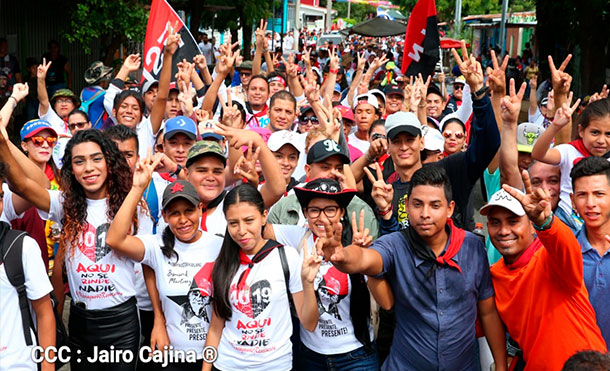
106, 153, 224, 370
0, 129, 152, 370
264, 177, 379, 370
203, 183, 321, 371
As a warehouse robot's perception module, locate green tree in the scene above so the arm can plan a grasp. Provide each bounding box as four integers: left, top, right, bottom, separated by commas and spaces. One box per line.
65, 0, 148, 64
334, 2, 377, 23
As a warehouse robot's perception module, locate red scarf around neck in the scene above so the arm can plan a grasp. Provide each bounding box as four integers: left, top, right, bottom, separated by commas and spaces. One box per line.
569, 139, 593, 160
437, 218, 466, 272
505, 238, 543, 270
236, 240, 281, 291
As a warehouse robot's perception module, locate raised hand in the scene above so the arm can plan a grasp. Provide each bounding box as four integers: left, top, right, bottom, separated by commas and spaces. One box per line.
193, 54, 208, 71
37, 58, 52, 79
529, 75, 538, 90
351, 210, 372, 247
356, 51, 366, 71
165, 21, 182, 56
451, 40, 484, 92
123, 54, 141, 72
315, 218, 345, 262
486, 49, 509, 95
363, 163, 393, 214
502, 170, 552, 226
176, 59, 194, 86
552, 98, 581, 129
300, 75, 321, 104
216, 45, 240, 77
301, 239, 322, 284
234, 141, 261, 186
177, 80, 194, 117
219, 89, 244, 128
329, 47, 339, 71
500, 78, 527, 125
366, 138, 388, 162
214, 122, 262, 149
282, 54, 298, 78
548, 54, 572, 96
255, 19, 267, 50
10, 83, 29, 102
133, 151, 162, 189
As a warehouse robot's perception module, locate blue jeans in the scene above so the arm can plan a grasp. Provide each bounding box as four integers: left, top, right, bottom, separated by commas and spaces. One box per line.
299, 342, 379, 371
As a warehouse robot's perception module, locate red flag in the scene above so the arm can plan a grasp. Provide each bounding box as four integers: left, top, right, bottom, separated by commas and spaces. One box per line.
401, 0, 440, 78
142, 0, 201, 85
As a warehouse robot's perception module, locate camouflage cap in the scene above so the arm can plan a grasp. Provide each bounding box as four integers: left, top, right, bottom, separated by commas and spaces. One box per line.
50, 88, 81, 108
186, 140, 226, 168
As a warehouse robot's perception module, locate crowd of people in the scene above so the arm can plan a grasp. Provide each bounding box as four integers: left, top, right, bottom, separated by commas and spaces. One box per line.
1, 20, 610, 371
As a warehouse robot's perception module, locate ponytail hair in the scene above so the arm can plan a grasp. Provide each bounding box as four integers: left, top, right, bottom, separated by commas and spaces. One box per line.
212, 184, 266, 320
161, 226, 179, 262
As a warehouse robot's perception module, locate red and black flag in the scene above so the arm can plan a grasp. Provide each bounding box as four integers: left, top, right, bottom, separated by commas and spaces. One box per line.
142, 0, 201, 85
400, 0, 440, 78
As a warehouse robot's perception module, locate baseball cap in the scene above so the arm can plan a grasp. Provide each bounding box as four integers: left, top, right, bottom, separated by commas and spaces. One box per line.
161, 180, 201, 210
517, 122, 544, 153
186, 140, 227, 168
384, 84, 404, 97
479, 188, 526, 217
385, 112, 422, 140
422, 127, 445, 152
268, 130, 304, 153
427, 84, 443, 99
336, 105, 354, 122
50, 89, 80, 108
20, 119, 57, 141
453, 75, 466, 85
540, 97, 549, 107
299, 106, 314, 118
353, 93, 379, 110
84, 61, 113, 85
334, 83, 342, 94
237, 60, 253, 71
440, 113, 465, 133
142, 79, 159, 94
306, 139, 350, 165
369, 88, 386, 105
165, 116, 197, 140
198, 119, 224, 141
168, 82, 179, 92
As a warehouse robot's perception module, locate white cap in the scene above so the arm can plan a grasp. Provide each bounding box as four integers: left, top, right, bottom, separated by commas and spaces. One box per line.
517, 122, 544, 153
353, 93, 379, 110
479, 189, 526, 217
385, 112, 422, 140
369, 88, 386, 104
423, 127, 445, 152
439, 112, 464, 132
267, 130, 304, 153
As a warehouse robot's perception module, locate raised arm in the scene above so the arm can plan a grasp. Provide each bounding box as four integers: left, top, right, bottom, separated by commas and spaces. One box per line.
0, 129, 50, 212
36, 58, 52, 116
150, 25, 182, 135
193, 54, 213, 86
106, 154, 160, 261
201, 44, 239, 114
530, 100, 579, 165
485, 50, 509, 173
320, 48, 339, 99
252, 20, 267, 76
498, 80, 527, 189
548, 54, 573, 145
528, 75, 539, 116
283, 54, 303, 97
346, 52, 366, 107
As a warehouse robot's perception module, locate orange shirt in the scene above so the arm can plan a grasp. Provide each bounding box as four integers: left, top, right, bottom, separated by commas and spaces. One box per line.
491, 217, 607, 370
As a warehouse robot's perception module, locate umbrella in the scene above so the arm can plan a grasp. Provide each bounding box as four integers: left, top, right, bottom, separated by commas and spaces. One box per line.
340, 17, 406, 37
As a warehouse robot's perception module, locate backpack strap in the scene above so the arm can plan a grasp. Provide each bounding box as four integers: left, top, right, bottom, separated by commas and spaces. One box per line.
278, 245, 296, 316
0, 230, 34, 345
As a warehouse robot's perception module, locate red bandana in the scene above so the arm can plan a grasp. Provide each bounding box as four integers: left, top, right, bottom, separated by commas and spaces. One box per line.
159, 172, 176, 183
44, 163, 55, 182
236, 240, 281, 291
505, 238, 543, 270
569, 139, 592, 165
437, 218, 466, 272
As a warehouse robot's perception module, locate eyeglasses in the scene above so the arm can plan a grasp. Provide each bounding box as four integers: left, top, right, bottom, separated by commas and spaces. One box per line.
305, 205, 339, 218
453, 84, 464, 91
299, 116, 319, 126
56, 98, 73, 104
442, 131, 464, 139
68, 122, 89, 131
29, 136, 57, 147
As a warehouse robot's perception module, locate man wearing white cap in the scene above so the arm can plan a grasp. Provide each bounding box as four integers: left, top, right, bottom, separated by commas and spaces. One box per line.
348, 93, 379, 155
482, 176, 606, 370
421, 126, 445, 164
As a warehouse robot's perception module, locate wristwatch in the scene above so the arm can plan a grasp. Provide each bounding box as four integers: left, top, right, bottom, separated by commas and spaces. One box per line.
472, 86, 489, 100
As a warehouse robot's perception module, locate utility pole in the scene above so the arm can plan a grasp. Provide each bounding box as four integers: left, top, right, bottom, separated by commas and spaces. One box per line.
347, 1, 351, 19
326, 0, 332, 32
454, 0, 462, 38
500, 0, 509, 55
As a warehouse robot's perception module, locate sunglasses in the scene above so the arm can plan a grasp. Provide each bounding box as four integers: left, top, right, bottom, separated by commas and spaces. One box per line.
68, 122, 89, 131
29, 136, 57, 147
453, 84, 464, 90
442, 131, 464, 139
299, 116, 319, 125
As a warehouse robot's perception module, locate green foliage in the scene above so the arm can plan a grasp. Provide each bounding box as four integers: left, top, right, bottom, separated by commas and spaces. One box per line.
334, 2, 377, 23
65, 0, 148, 54
394, 0, 534, 23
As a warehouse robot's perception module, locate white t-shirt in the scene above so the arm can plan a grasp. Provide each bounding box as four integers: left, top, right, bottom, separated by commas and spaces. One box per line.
555, 144, 589, 215
201, 200, 227, 238
215, 244, 302, 371
1, 184, 23, 223
283, 36, 294, 51
136, 116, 156, 159
137, 232, 222, 357
528, 107, 551, 128
0, 235, 53, 371
199, 41, 214, 63
348, 133, 370, 154
38, 107, 70, 169
272, 225, 369, 354
38, 190, 151, 309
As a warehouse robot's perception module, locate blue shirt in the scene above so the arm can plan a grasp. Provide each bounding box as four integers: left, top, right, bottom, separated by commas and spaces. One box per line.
576, 228, 610, 345
372, 230, 494, 371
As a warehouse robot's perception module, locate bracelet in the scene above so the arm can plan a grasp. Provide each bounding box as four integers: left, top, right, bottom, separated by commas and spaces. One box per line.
418, 103, 427, 108
533, 213, 554, 231
377, 205, 393, 217
8, 96, 17, 108
329, 68, 339, 74
365, 153, 376, 163
171, 164, 183, 178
